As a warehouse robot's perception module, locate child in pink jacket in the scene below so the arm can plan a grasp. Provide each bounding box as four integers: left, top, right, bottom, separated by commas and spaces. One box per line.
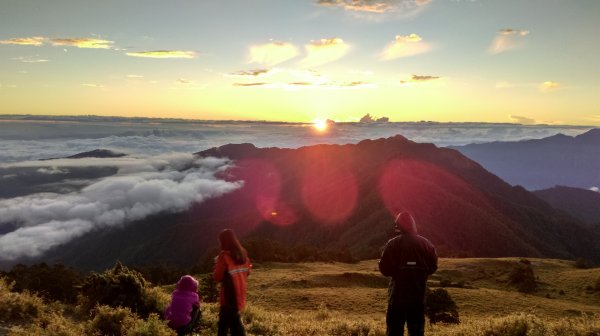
164, 275, 201, 335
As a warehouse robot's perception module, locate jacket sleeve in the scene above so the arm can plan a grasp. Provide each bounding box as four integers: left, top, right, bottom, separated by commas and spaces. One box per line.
378, 239, 396, 277
213, 252, 227, 282
426, 244, 438, 275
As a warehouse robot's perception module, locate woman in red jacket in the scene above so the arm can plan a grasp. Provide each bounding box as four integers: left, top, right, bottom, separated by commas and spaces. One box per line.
213, 229, 251, 336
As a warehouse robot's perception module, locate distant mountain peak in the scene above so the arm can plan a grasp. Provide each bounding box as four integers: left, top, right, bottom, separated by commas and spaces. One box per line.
575, 128, 600, 142
66, 149, 127, 159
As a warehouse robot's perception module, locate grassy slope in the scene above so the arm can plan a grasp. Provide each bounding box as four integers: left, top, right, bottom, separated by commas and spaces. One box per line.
202, 258, 599, 335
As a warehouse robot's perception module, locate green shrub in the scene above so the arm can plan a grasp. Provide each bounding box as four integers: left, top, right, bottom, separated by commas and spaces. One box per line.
86, 305, 137, 336
425, 288, 460, 324
509, 262, 537, 293
0, 278, 45, 326
198, 273, 219, 303
8, 311, 84, 336
78, 262, 162, 317
2, 263, 82, 303
574, 258, 593, 269
127, 313, 174, 336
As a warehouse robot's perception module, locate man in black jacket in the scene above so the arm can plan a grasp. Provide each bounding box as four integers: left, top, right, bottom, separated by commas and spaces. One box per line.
379, 212, 438, 336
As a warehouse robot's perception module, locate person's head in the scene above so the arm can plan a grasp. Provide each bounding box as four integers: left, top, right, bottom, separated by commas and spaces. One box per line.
219, 229, 247, 265
394, 212, 417, 234
176, 275, 198, 293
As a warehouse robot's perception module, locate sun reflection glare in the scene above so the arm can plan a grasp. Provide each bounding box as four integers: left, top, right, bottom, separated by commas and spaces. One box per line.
312, 119, 328, 132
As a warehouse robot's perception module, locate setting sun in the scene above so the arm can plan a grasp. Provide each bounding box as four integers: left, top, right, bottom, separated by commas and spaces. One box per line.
312, 119, 329, 132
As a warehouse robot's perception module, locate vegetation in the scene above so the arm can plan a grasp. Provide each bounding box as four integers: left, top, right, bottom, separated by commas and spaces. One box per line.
508, 259, 537, 293
1, 258, 599, 335
426, 288, 460, 324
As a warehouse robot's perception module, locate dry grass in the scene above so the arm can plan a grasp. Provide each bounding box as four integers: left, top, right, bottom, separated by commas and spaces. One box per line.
2, 257, 599, 335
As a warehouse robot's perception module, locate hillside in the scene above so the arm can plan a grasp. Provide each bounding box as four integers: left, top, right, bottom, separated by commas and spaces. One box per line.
32, 136, 600, 270
452, 128, 600, 190
534, 186, 600, 225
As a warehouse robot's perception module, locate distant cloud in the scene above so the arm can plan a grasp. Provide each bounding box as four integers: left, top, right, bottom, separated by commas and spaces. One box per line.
248, 41, 299, 66
233, 82, 270, 87
590, 187, 599, 193
489, 29, 529, 54
0, 37, 45, 46
127, 74, 144, 78
81, 83, 105, 88
0, 154, 242, 260
51, 38, 114, 49
400, 74, 441, 84
315, 0, 431, 16
509, 115, 537, 125
12, 56, 49, 63
227, 69, 272, 78
233, 79, 374, 90
539, 81, 560, 92
301, 38, 350, 67
126, 50, 197, 59
381, 34, 431, 60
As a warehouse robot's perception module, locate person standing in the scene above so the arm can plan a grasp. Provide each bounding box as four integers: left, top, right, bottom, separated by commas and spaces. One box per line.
379, 212, 438, 336
213, 229, 252, 336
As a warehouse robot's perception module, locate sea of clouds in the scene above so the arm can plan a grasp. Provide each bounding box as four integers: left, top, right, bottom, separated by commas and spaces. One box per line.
0, 116, 593, 262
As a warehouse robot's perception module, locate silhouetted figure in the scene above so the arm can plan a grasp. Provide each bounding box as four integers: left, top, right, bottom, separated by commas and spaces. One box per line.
379, 212, 438, 336
164, 275, 201, 336
214, 229, 252, 336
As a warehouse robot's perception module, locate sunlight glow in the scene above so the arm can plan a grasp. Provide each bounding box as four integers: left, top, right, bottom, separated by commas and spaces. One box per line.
312, 119, 328, 132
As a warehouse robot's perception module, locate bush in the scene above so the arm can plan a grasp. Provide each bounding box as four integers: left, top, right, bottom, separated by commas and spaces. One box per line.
8, 312, 84, 336
127, 313, 174, 336
86, 305, 137, 336
574, 258, 593, 269
198, 273, 218, 303
425, 288, 460, 324
509, 262, 537, 293
2, 263, 82, 303
78, 261, 164, 317
0, 278, 45, 326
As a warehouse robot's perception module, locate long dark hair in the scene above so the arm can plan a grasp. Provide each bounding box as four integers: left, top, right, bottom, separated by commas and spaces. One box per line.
219, 229, 247, 265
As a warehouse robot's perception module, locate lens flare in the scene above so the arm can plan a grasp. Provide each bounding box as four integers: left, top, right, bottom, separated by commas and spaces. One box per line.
312, 119, 328, 132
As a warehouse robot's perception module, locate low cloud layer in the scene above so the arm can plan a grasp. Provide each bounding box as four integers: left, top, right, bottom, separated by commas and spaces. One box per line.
489, 29, 529, 54
381, 34, 431, 60
0, 154, 242, 261
0, 37, 45, 46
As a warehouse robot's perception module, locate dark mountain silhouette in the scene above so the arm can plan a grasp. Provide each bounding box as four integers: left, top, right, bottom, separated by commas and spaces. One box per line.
33, 136, 600, 270
534, 186, 600, 225
40, 148, 127, 161
451, 128, 600, 190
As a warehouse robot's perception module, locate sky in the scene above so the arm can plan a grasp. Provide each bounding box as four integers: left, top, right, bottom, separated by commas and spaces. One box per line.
1, 0, 599, 124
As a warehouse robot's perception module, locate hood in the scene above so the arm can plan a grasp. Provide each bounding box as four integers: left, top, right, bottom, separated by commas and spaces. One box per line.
176, 275, 198, 292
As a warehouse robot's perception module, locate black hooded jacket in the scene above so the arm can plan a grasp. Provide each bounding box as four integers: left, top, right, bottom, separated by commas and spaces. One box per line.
379, 233, 438, 304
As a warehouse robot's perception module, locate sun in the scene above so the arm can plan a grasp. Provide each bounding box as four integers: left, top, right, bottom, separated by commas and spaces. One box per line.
312, 119, 328, 132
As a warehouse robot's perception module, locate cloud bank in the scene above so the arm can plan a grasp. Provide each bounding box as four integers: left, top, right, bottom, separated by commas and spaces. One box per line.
0, 154, 242, 261
316, 0, 431, 17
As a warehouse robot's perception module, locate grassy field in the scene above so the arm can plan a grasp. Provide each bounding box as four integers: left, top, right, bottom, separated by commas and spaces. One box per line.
2, 257, 600, 335
214, 257, 600, 335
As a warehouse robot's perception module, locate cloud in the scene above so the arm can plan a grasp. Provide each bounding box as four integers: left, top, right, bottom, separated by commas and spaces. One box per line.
50, 38, 114, 49
489, 29, 529, 54
0, 154, 242, 260
177, 78, 192, 84
509, 115, 537, 125
400, 74, 441, 84
248, 41, 299, 66
227, 69, 272, 78
126, 50, 197, 59
0, 37, 45, 46
380, 34, 432, 60
81, 83, 105, 88
300, 38, 350, 67
127, 74, 144, 78
539, 81, 560, 92
590, 187, 599, 193
233, 82, 270, 87
316, 0, 431, 16
12, 56, 49, 63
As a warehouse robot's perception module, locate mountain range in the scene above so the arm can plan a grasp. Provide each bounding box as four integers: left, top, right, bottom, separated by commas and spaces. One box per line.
452, 128, 600, 190
27, 135, 600, 270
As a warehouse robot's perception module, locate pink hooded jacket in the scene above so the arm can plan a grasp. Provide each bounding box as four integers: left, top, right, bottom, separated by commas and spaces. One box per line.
164, 275, 200, 328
